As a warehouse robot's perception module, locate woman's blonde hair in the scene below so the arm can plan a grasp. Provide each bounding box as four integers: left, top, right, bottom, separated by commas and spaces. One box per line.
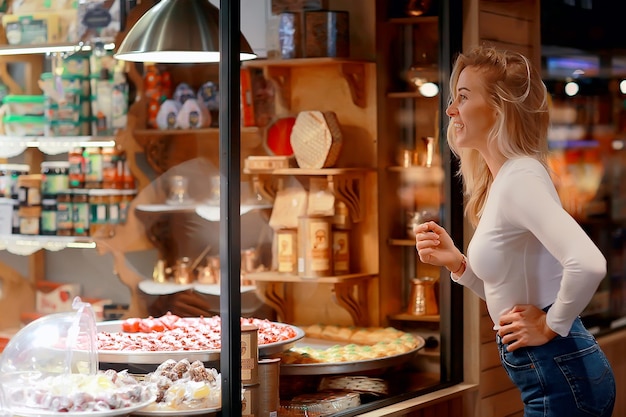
447, 46, 550, 227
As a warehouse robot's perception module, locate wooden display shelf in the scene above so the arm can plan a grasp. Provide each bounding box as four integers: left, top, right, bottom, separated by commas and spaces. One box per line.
244, 57, 372, 108
388, 16, 439, 25
389, 312, 440, 323
0, 234, 96, 255
246, 167, 373, 223
249, 272, 376, 327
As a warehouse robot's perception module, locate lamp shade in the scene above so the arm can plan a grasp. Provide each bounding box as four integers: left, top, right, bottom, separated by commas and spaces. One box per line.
115, 0, 256, 63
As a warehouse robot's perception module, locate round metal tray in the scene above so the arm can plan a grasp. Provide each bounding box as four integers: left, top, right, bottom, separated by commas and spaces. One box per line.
96, 320, 304, 365
279, 335, 425, 376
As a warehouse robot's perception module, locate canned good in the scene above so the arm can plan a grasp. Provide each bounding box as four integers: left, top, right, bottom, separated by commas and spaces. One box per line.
41, 161, 70, 198
258, 358, 280, 417
89, 189, 110, 237
298, 216, 332, 278
18, 206, 41, 235
276, 229, 297, 273
0, 164, 29, 198
72, 189, 90, 236
241, 324, 259, 386
242, 383, 259, 417
56, 191, 73, 236
17, 174, 42, 207
84, 147, 103, 188
68, 147, 86, 188
41, 198, 57, 235
332, 229, 350, 275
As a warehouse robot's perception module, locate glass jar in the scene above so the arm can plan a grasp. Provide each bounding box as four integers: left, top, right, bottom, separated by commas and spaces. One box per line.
41, 161, 70, 198
84, 147, 103, 189
72, 189, 89, 236
68, 147, 85, 188
56, 191, 73, 236
89, 189, 110, 237
17, 174, 42, 207
0, 164, 29, 199
102, 146, 122, 189
41, 198, 57, 236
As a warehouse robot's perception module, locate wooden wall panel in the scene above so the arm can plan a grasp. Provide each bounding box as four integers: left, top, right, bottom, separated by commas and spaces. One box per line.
479, 11, 534, 47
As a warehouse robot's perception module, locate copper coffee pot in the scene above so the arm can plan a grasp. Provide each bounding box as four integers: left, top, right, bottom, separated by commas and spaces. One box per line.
408, 276, 439, 316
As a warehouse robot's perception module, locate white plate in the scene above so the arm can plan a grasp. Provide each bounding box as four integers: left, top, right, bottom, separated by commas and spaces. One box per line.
132, 405, 220, 416
10, 395, 156, 417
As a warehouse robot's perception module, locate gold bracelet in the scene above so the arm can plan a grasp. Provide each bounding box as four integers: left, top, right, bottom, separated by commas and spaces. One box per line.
451, 255, 466, 275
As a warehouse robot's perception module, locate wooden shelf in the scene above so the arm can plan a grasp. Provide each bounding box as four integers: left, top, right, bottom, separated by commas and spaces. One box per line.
389, 313, 440, 322
244, 58, 372, 108
250, 272, 376, 327
387, 91, 438, 99
0, 235, 96, 256
388, 16, 439, 25
246, 167, 373, 223
247, 271, 375, 284
133, 127, 260, 137
0, 135, 116, 158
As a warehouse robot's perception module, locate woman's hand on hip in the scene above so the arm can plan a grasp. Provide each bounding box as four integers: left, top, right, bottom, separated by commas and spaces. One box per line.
413, 221, 462, 271
497, 304, 558, 352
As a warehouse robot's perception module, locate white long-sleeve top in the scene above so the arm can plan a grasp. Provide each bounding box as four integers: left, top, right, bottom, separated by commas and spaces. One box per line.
454, 157, 606, 336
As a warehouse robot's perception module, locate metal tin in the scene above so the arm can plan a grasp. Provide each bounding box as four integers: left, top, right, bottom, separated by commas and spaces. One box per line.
298, 215, 332, 278
258, 358, 280, 417
332, 229, 350, 275
241, 324, 259, 386
242, 383, 259, 417
277, 229, 297, 273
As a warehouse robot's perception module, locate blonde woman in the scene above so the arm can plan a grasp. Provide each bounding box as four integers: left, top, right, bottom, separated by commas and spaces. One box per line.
414, 46, 615, 416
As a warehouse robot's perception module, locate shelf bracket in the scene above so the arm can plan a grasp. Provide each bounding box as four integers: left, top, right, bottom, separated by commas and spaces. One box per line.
254, 281, 292, 323
265, 66, 292, 108
333, 281, 370, 326
341, 62, 367, 108
326, 173, 364, 222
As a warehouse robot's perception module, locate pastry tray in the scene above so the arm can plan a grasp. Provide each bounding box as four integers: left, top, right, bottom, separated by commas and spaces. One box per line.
96, 320, 304, 365
280, 335, 425, 375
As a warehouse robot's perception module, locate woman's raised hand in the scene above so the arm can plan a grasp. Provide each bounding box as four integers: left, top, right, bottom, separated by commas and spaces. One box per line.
414, 221, 463, 272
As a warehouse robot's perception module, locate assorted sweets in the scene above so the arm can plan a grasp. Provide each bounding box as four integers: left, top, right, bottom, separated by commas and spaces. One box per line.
277, 324, 422, 364
140, 358, 221, 412
97, 313, 299, 352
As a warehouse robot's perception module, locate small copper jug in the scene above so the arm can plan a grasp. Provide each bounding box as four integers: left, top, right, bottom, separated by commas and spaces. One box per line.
408, 276, 439, 315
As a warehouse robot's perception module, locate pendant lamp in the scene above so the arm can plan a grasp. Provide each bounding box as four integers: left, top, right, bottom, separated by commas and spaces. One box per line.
115, 0, 256, 63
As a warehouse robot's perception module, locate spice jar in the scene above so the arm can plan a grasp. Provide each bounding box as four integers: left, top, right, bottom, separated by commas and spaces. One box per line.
332, 229, 350, 275
298, 216, 332, 278
56, 191, 73, 236
72, 189, 90, 236
17, 174, 42, 207
68, 147, 86, 188
102, 146, 122, 189
89, 189, 110, 237
41, 161, 70, 198
276, 229, 297, 273
41, 198, 57, 235
18, 206, 41, 235
84, 147, 103, 189
0, 164, 29, 198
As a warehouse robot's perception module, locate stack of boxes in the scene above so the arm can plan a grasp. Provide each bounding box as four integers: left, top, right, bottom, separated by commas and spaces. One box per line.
269, 0, 350, 59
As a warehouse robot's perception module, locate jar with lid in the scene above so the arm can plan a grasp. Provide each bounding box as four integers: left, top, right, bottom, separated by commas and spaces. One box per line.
18, 206, 41, 235
41, 198, 57, 235
72, 189, 90, 236
41, 161, 70, 198
89, 189, 110, 237
118, 189, 135, 223
102, 146, 122, 189
0, 164, 29, 198
84, 147, 103, 189
56, 191, 73, 236
68, 147, 86, 188
17, 174, 42, 207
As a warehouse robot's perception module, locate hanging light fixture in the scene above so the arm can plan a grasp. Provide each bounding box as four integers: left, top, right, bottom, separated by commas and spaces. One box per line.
115, 0, 256, 63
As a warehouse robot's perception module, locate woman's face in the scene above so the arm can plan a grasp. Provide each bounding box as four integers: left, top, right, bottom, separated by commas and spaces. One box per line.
446, 66, 497, 151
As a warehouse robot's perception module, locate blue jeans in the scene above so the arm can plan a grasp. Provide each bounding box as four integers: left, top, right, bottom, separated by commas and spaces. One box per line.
496, 317, 615, 417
